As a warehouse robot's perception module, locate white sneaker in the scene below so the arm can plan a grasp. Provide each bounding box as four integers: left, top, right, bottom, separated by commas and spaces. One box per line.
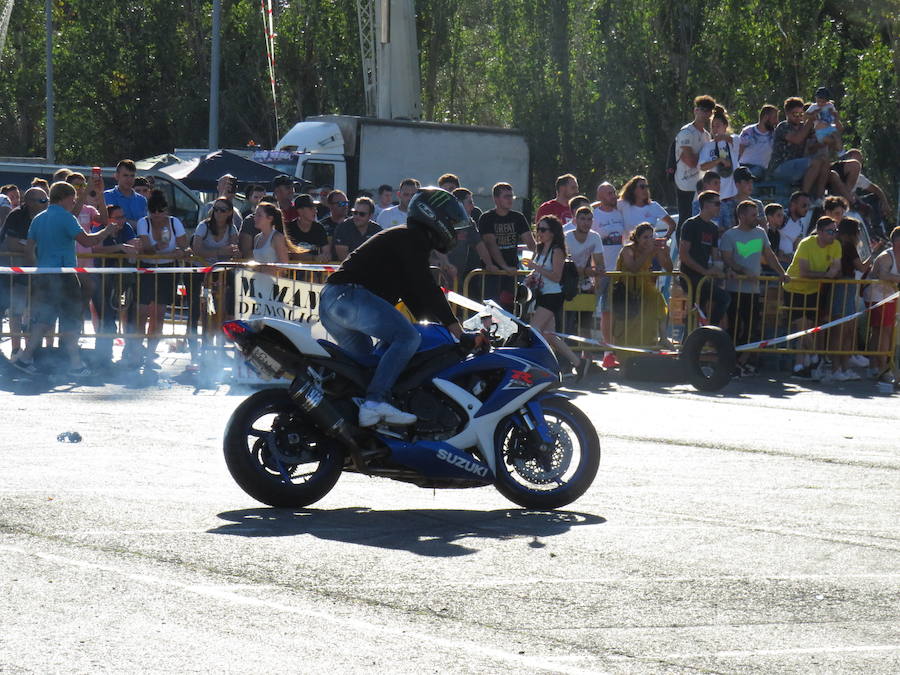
811, 364, 827, 381
831, 369, 849, 382
358, 400, 417, 427
848, 355, 869, 368
843, 369, 861, 381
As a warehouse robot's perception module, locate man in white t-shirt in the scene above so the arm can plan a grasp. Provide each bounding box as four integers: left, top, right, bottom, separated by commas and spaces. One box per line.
738, 104, 779, 179
591, 182, 625, 269
780, 191, 811, 257
674, 95, 715, 229
373, 184, 394, 218
376, 177, 419, 229
564, 206, 606, 362
565, 206, 605, 281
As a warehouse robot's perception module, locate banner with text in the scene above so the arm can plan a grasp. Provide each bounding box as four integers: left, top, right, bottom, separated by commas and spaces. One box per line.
234, 269, 322, 323
233, 270, 324, 383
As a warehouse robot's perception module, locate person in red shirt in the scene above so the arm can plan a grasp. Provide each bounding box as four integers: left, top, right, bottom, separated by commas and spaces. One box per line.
536, 173, 579, 224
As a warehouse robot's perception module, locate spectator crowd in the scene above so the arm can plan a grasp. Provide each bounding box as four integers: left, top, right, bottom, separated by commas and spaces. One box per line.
0, 89, 897, 386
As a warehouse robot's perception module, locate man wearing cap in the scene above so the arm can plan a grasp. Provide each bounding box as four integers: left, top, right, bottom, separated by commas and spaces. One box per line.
285, 194, 330, 260
271, 174, 297, 223
720, 167, 765, 231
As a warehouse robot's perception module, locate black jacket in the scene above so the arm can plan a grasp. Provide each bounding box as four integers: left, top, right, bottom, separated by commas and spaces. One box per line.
326, 225, 457, 326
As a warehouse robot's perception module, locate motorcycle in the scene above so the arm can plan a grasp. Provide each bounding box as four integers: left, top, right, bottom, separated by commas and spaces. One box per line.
221, 299, 600, 510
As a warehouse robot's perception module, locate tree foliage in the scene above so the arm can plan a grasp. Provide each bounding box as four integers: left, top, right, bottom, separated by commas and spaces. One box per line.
1, 0, 897, 206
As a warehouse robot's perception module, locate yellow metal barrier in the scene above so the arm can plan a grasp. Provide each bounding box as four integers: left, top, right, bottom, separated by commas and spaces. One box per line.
693, 275, 896, 361
0, 252, 229, 360
460, 268, 693, 356
699, 276, 900, 380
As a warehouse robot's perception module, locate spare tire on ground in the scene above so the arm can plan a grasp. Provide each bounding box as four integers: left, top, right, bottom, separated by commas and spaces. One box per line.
680, 326, 736, 392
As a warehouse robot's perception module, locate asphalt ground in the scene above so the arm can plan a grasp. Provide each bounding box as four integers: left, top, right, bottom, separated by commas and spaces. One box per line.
0, 359, 898, 673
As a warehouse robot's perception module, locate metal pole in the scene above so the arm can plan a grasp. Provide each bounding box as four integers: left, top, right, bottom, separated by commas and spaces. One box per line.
209, 0, 221, 152
45, 0, 54, 163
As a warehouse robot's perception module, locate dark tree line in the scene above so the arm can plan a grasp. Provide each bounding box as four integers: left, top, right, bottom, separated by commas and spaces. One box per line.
1, 0, 897, 207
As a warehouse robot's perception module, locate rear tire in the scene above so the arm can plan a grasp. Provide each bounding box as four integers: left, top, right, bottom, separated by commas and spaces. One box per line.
223, 388, 343, 507
680, 326, 735, 392
493, 398, 600, 509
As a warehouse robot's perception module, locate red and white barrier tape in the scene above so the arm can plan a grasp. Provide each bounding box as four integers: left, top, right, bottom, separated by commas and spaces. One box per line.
734, 289, 899, 352
552, 331, 680, 355
0, 261, 339, 275
0, 265, 214, 274
553, 290, 899, 355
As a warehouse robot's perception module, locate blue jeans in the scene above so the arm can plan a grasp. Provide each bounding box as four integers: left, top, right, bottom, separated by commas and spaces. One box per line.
772, 157, 811, 183
318, 283, 421, 402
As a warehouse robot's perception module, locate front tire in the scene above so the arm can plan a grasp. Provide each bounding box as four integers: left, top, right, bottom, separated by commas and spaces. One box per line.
223, 388, 343, 507
493, 398, 600, 509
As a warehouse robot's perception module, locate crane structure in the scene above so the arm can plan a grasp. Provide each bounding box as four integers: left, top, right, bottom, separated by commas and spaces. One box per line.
355, 0, 422, 121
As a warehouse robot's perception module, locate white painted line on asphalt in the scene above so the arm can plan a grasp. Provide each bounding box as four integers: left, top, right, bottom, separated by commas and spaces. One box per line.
658, 644, 900, 659
453, 572, 900, 587
1, 544, 607, 675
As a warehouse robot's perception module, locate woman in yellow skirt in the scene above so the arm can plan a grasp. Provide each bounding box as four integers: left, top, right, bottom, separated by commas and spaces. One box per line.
612, 222, 672, 349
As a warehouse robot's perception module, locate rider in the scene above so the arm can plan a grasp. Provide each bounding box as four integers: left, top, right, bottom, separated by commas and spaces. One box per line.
318, 187, 470, 427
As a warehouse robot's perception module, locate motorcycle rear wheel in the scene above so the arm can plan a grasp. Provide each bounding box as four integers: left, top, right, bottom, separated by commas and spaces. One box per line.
493, 398, 600, 509
223, 388, 343, 507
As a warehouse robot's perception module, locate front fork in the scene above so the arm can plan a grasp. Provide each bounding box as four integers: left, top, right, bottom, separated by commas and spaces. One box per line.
512, 401, 554, 456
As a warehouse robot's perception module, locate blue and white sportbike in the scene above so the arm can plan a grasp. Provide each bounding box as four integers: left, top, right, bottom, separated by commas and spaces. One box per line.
221, 302, 600, 509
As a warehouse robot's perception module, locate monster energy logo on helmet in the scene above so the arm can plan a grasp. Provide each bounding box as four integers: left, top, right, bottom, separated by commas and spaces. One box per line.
407, 186, 470, 253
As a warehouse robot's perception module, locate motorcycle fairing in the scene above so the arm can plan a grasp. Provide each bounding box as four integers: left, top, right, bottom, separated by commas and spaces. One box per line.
256, 317, 331, 357
416, 377, 553, 475
381, 438, 492, 484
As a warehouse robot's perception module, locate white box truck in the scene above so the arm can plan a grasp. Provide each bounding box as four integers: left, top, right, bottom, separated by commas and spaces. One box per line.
267, 115, 531, 212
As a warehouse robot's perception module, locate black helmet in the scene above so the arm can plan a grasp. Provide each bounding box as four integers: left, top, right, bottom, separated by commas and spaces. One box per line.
407, 187, 471, 253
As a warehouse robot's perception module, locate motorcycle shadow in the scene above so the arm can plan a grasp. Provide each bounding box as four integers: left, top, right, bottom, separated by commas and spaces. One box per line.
209, 507, 606, 557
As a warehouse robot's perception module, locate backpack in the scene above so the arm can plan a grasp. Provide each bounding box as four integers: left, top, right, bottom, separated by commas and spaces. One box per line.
560, 256, 579, 301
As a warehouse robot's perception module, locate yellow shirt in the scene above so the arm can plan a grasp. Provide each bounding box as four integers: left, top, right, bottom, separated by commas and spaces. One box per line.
783, 235, 842, 295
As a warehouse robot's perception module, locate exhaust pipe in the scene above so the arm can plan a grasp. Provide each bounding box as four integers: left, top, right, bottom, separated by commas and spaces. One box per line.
289, 375, 372, 473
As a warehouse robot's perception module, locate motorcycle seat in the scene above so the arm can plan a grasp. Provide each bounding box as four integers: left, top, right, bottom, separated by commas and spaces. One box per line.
316, 340, 379, 369
317, 339, 460, 372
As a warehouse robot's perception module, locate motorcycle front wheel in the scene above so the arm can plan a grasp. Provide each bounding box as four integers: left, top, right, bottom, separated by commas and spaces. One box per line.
223, 388, 343, 507
493, 398, 600, 509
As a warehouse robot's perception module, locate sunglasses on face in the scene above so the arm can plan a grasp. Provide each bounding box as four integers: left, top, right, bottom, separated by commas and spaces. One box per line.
331, 200, 350, 207
351, 210, 370, 217
823, 229, 838, 235
28, 197, 49, 204
213, 206, 231, 213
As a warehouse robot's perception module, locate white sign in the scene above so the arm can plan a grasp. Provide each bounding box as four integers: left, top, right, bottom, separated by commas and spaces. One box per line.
234, 269, 321, 323
232, 269, 325, 384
